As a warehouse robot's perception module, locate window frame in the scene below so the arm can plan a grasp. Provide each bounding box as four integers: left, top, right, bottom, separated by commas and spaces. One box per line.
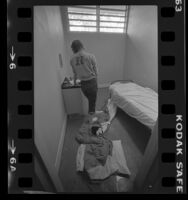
66, 5, 129, 34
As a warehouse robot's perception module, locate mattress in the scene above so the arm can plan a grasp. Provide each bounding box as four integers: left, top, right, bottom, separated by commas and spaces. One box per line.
109, 82, 158, 130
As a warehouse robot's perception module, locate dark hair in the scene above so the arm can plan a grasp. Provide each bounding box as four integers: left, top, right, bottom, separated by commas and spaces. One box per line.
71, 40, 84, 53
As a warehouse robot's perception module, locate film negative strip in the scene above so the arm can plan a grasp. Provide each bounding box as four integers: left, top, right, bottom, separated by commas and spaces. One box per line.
7, 0, 186, 195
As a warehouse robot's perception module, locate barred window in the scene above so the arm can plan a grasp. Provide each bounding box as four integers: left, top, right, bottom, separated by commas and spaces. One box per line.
67, 5, 129, 33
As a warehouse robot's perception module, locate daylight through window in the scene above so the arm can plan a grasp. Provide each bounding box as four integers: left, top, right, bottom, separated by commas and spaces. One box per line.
67, 5, 129, 33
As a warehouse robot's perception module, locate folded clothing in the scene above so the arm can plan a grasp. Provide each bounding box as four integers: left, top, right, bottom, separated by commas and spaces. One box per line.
76, 140, 131, 180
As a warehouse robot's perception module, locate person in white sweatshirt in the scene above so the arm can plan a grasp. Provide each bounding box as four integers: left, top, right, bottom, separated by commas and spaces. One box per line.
70, 40, 98, 115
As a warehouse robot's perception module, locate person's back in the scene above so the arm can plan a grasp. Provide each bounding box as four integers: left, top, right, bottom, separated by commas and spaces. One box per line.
70, 40, 98, 115
70, 50, 98, 81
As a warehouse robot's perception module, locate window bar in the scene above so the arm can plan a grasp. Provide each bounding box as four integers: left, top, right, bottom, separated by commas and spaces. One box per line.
71, 5, 97, 9
70, 25, 97, 28
99, 14, 125, 17
68, 12, 97, 16
99, 6, 128, 12
96, 5, 100, 32
67, 6, 128, 33
68, 19, 97, 22
66, 6, 71, 32
125, 6, 130, 34
72, 5, 127, 12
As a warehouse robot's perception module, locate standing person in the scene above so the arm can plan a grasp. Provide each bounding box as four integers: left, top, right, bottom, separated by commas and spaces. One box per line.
70, 40, 98, 115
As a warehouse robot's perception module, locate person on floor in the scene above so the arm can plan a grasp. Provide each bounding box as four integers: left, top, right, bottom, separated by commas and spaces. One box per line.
70, 40, 98, 115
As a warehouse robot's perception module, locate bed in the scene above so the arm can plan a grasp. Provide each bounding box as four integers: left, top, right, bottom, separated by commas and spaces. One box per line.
109, 80, 158, 130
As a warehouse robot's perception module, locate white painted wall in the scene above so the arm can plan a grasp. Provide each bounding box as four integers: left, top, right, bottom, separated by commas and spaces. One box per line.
64, 32, 126, 86
124, 6, 158, 91
34, 6, 69, 192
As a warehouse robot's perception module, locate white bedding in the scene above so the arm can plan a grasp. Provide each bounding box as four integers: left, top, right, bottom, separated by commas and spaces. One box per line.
109, 82, 158, 130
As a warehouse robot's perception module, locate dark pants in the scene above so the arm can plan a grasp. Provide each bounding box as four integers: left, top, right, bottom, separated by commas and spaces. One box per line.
81, 78, 98, 114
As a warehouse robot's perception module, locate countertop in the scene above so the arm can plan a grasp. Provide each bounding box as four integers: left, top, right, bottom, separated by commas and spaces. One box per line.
61, 79, 81, 89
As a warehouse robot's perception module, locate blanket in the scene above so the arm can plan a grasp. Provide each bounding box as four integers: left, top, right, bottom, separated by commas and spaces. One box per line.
77, 140, 131, 180
76, 122, 113, 168
75, 100, 120, 180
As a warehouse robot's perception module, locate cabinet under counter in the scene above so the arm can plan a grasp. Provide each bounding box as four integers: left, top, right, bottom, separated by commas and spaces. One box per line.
61, 82, 88, 115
